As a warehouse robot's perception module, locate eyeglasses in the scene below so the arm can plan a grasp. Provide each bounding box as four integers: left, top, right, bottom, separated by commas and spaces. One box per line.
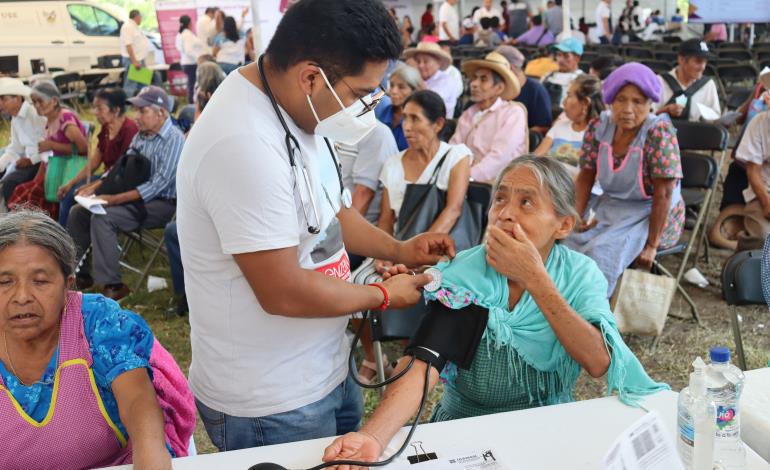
339, 79, 387, 117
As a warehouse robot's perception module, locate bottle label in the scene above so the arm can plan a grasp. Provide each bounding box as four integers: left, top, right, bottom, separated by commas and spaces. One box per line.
678, 408, 694, 466
716, 405, 739, 438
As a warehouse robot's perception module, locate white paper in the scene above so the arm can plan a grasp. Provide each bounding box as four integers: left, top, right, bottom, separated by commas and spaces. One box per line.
602, 411, 685, 470
74, 195, 107, 215
696, 103, 720, 121
675, 95, 688, 107
388, 448, 514, 470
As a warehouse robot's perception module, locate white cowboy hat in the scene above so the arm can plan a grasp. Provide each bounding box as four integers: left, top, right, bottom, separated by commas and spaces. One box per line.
0, 77, 31, 98
404, 42, 452, 70
462, 51, 521, 101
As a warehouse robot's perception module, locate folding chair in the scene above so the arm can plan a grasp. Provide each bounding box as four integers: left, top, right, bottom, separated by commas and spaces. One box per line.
721, 250, 764, 370
641, 60, 671, 75
96, 54, 122, 69
654, 51, 678, 63
755, 51, 770, 63
528, 130, 543, 152
671, 120, 729, 264
717, 64, 758, 93
717, 41, 749, 50
119, 213, 176, 292
623, 47, 654, 59
726, 88, 754, 110
717, 49, 753, 62
53, 72, 86, 111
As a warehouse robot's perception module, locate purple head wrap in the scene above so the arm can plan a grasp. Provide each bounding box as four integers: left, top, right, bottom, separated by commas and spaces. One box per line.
602, 63, 661, 104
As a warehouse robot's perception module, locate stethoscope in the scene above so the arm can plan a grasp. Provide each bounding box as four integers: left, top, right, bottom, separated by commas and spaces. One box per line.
257, 54, 351, 235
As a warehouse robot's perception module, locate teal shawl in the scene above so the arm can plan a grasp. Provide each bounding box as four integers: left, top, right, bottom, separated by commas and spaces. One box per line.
425, 243, 669, 407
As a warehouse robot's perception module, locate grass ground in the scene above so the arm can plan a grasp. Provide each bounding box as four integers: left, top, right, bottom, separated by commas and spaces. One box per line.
0, 107, 768, 456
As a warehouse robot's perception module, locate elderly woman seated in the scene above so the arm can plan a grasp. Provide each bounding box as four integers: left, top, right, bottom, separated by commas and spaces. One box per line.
0, 210, 194, 469
564, 63, 684, 296
324, 156, 668, 463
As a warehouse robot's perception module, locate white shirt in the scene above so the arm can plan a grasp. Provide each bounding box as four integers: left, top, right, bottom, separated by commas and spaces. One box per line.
595, 1, 611, 37
655, 69, 721, 122
337, 121, 398, 223
438, 2, 460, 40
175, 29, 205, 66
447, 65, 464, 99
0, 101, 49, 173
426, 69, 460, 118
119, 19, 150, 60
195, 14, 216, 51
379, 141, 471, 218
473, 6, 503, 25
215, 36, 246, 65
177, 71, 350, 417
735, 110, 770, 203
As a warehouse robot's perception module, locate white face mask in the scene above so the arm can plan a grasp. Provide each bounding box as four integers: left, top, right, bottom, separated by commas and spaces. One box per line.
306, 68, 376, 146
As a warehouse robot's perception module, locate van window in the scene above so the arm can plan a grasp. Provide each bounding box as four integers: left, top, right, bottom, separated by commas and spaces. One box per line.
67, 4, 119, 36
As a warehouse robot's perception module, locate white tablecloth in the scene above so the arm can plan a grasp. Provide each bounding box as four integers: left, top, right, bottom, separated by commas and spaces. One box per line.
743, 367, 770, 462
106, 391, 769, 470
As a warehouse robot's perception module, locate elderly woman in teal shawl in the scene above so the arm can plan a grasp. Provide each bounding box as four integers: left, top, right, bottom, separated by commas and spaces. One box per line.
322, 155, 668, 465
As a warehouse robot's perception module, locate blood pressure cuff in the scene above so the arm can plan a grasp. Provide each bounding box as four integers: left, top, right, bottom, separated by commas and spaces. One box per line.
404, 301, 489, 372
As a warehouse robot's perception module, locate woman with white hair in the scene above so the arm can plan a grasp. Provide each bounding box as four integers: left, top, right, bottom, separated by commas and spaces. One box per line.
376, 65, 425, 151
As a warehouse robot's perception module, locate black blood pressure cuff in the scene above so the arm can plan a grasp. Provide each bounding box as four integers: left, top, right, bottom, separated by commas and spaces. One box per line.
404, 301, 489, 372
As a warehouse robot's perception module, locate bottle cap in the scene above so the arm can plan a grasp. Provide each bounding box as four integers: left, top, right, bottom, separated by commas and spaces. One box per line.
709, 346, 730, 363
423, 267, 442, 292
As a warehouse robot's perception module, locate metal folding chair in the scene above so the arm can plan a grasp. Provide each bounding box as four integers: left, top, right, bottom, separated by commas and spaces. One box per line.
119, 213, 176, 292
721, 250, 764, 370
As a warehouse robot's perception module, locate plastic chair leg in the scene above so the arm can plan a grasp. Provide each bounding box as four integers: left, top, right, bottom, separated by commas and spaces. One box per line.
730, 306, 748, 370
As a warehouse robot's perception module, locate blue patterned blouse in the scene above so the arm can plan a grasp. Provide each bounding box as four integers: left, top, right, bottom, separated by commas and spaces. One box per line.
0, 294, 153, 439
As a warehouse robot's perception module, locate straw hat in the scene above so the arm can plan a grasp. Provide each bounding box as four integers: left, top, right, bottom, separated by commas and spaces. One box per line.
403, 42, 452, 70
462, 51, 521, 100
0, 77, 31, 97
708, 204, 745, 251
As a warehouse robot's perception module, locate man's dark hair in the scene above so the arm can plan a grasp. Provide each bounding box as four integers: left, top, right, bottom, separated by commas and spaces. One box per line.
205, 7, 218, 14
95, 87, 128, 116
426, 3, 433, 10
480, 17, 492, 30
490, 16, 500, 28
129, 9, 141, 20
266, 0, 402, 83
555, 0, 563, 6
532, 15, 543, 26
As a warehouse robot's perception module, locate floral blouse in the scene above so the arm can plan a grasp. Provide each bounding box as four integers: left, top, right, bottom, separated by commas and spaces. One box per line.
578, 117, 685, 249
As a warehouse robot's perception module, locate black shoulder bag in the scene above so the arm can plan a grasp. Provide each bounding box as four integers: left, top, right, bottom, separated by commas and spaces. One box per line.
95, 147, 152, 221
661, 73, 713, 120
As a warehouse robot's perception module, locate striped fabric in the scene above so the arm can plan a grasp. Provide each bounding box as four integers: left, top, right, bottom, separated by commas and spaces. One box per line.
131, 117, 185, 201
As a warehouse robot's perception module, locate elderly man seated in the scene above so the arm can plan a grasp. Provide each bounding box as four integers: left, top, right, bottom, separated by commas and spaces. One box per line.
404, 42, 459, 117
655, 39, 720, 122
450, 52, 526, 183
542, 37, 584, 108
321, 156, 668, 465
0, 78, 48, 206
67, 86, 184, 300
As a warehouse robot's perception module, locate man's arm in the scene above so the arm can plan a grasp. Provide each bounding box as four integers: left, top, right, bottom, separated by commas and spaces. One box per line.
351, 184, 375, 216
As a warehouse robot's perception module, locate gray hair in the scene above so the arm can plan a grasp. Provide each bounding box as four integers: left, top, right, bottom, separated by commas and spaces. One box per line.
389, 65, 424, 91
494, 155, 579, 220
30, 80, 61, 104
0, 209, 77, 278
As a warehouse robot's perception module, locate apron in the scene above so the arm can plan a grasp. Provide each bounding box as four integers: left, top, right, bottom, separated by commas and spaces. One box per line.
0, 292, 132, 470
564, 113, 681, 296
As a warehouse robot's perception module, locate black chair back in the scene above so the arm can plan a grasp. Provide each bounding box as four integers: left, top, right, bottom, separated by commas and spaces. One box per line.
717, 49, 753, 61
726, 88, 754, 110
680, 153, 717, 190
528, 130, 543, 152
96, 54, 122, 68
671, 120, 729, 151
641, 60, 671, 75
624, 47, 654, 59
717, 41, 748, 50
722, 250, 764, 306
654, 50, 678, 63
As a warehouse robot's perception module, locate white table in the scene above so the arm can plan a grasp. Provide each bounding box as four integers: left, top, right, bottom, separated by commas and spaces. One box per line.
108, 391, 769, 469
743, 368, 770, 462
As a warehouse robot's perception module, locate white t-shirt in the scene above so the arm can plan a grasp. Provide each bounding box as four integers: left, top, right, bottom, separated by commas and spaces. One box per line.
655, 69, 721, 122
175, 29, 205, 66
439, 2, 460, 40
735, 110, 770, 203
119, 20, 150, 60
379, 141, 471, 219
546, 118, 585, 161
196, 14, 216, 50
215, 37, 246, 65
177, 71, 351, 417
595, 1, 611, 37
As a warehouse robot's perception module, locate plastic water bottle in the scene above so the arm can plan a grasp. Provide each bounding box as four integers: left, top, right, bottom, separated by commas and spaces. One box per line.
706, 346, 746, 469
678, 357, 716, 469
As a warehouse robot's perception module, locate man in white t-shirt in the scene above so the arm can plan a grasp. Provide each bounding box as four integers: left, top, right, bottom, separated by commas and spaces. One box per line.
195, 6, 218, 53
120, 9, 151, 97
655, 39, 720, 122
438, 0, 460, 41
595, 0, 612, 44
473, 0, 503, 25
177, 0, 455, 452
542, 37, 584, 108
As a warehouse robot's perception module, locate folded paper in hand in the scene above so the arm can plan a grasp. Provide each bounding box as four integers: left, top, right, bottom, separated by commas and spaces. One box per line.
75, 195, 107, 215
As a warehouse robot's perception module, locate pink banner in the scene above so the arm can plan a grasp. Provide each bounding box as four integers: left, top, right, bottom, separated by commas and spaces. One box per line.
156, 8, 197, 65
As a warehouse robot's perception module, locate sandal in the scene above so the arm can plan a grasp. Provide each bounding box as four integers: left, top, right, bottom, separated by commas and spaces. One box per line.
357, 354, 394, 385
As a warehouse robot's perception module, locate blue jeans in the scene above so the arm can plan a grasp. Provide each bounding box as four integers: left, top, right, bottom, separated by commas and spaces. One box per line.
196, 371, 363, 451
163, 221, 184, 295
58, 180, 86, 227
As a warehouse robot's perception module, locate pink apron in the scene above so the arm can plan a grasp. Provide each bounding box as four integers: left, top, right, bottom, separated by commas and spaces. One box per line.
0, 292, 132, 470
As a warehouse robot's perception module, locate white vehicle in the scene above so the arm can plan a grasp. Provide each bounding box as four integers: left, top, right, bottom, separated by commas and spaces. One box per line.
0, 0, 163, 78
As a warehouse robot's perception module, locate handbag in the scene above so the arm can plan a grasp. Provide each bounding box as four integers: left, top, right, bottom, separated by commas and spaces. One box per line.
611, 268, 676, 336
44, 144, 88, 202
95, 146, 152, 221
396, 149, 490, 252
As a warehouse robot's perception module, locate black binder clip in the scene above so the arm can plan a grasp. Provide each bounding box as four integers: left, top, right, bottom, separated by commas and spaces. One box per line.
407, 441, 438, 464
